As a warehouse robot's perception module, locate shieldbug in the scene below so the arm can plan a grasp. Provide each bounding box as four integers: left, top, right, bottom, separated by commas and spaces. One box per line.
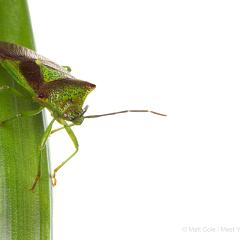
0, 41, 166, 191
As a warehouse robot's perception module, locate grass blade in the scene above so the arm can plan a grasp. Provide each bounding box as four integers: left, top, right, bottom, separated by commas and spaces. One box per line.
0, 0, 52, 239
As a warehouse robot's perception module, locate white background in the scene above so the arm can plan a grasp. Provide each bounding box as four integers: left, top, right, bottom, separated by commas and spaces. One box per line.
29, 1, 240, 240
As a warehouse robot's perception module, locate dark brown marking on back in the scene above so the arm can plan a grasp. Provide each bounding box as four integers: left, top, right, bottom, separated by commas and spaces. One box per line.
0, 41, 73, 78
19, 61, 44, 92
37, 78, 96, 98
0, 41, 38, 61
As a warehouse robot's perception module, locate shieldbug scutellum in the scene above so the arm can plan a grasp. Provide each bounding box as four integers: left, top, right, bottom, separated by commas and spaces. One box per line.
0, 41, 166, 191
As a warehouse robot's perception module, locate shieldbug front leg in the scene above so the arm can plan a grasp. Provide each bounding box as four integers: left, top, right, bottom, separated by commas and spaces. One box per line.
50, 123, 74, 134
0, 84, 25, 97
51, 123, 79, 186
0, 85, 11, 92
30, 118, 55, 191
0, 107, 44, 126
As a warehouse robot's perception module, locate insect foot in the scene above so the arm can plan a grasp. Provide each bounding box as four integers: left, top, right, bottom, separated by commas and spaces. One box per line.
51, 172, 57, 187
0, 85, 10, 91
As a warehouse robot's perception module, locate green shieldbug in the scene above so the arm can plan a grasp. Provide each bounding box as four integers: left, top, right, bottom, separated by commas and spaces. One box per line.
0, 41, 166, 191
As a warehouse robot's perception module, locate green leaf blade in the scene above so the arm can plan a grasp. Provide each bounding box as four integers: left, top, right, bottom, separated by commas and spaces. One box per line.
0, 1, 52, 239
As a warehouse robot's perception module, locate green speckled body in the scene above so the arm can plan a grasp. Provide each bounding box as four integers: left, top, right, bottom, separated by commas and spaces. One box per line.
0, 41, 96, 124
0, 41, 166, 190
39, 61, 69, 82
37, 79, 94, 122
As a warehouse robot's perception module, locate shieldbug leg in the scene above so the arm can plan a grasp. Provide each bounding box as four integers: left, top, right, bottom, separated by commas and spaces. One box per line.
30, 118, 55, 192
0, 84, 25, 97
0, 107, 43, 126
51, 123, 79, 186
50, 123, 74, 135
62, 65, 71, 72
0, 85, 11, 92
